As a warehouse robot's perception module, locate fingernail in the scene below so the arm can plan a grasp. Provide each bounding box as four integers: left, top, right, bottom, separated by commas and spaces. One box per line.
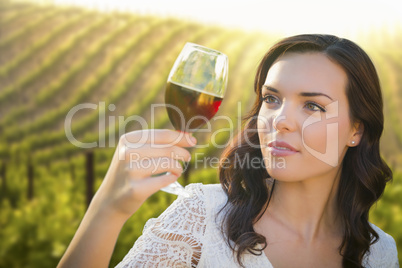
190, 136, 197, 145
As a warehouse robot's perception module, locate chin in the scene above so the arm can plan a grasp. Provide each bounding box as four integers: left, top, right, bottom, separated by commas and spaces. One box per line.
266, 167, 294, 181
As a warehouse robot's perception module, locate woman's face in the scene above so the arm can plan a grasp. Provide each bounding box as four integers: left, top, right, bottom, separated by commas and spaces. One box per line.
258, 52, 361, 182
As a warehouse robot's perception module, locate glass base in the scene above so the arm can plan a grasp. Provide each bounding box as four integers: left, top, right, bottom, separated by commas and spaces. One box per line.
160, 181, 191, 197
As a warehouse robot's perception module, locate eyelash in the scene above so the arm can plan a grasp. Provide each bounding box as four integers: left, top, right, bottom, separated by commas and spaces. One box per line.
260, 94, 327, 112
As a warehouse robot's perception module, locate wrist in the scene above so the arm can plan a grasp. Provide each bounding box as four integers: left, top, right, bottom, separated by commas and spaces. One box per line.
86, 195, 131, 226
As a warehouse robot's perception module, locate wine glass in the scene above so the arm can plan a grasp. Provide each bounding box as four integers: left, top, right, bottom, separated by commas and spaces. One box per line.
161, 42, 229, 196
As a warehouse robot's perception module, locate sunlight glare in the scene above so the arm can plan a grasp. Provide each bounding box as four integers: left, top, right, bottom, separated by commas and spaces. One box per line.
28, 0, 402, 38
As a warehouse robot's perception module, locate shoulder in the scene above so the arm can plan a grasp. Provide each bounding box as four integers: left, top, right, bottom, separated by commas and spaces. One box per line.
181, 183, 227, 209
116, 184, 226, 267
184, 183, 226, 197
144, 183, 226, 231
363, 223, 399, 267
184, 183, 228, 212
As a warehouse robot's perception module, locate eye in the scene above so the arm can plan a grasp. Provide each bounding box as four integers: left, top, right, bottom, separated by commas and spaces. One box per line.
261, 94, 280, 104
305, 102, 326, 112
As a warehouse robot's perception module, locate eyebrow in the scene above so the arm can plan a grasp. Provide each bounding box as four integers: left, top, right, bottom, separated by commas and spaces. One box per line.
262, 85, 333, 101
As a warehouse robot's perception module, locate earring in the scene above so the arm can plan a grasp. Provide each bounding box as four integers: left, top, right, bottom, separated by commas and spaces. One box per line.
351, 141, 356, 145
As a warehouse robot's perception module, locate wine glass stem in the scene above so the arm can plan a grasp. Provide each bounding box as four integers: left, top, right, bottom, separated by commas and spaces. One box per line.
159, 132, 194, 197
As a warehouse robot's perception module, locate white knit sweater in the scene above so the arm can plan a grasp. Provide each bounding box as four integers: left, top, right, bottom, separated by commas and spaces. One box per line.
116, 183, 399, 267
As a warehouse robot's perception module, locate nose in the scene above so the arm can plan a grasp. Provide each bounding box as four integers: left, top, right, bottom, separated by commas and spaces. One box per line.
272, 104, 296, 132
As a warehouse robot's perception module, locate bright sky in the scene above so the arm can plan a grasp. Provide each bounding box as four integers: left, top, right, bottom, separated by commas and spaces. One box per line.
48, 0, 402, 38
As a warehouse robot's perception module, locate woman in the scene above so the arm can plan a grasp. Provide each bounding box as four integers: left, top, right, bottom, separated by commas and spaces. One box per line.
58, 34, 399, 267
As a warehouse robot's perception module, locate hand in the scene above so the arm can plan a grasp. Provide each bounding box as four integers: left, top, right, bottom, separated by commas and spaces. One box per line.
91, 129, 196, 220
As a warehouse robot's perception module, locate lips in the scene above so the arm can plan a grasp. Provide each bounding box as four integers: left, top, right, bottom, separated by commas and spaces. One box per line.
267, 141, 299, 157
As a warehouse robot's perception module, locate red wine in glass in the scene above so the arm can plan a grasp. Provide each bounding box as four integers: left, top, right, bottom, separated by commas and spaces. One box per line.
165, 81, 223, 132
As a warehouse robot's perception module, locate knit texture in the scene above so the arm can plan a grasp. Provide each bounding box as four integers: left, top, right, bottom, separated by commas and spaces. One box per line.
116, 184, 399, 268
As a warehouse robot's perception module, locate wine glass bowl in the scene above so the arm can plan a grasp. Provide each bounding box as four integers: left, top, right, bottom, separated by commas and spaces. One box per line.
165, 43, 228, 132
161, 43, 228, 196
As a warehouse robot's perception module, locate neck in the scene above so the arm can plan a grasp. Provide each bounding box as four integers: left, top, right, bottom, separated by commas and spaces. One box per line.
267, 169, 343, 243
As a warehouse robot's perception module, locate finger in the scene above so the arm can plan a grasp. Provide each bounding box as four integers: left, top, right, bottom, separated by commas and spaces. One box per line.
121, 129, 197, 148
121, 144, 191, 163
127, 158, 184, 177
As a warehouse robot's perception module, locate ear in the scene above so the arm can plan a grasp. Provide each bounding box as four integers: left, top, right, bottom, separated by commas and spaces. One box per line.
349, 121, 364, 147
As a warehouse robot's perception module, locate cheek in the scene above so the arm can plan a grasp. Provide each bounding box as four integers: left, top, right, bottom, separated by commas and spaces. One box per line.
257, 107, 274, 144
336, 116, 354, 149
302, 114, 352, 156
302, 119, 329, 154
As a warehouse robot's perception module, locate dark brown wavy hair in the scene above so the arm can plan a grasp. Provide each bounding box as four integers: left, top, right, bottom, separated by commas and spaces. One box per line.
218, 34, 393, 267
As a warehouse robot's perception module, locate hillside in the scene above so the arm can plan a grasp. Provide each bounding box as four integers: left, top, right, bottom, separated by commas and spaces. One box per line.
0, 1, 401, 267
